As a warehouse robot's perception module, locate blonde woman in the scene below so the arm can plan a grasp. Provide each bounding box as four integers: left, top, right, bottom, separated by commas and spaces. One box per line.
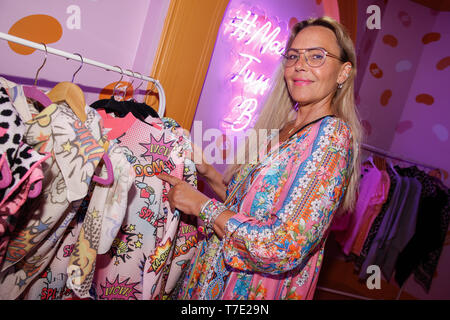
157, 16, 362, 300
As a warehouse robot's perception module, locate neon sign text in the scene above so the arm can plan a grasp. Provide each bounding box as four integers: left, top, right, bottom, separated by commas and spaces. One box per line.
221, 6, 288, 133
227, 10, 285, 56
230, 53, 271, 96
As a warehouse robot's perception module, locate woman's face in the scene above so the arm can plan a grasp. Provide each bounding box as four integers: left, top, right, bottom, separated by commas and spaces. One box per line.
284, 25, 352, 109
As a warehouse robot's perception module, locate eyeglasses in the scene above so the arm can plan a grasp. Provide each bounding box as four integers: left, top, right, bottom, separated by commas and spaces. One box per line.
282, 47, 344, 68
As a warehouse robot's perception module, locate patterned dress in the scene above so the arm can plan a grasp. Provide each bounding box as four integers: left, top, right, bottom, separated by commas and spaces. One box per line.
177, 116, 353, 300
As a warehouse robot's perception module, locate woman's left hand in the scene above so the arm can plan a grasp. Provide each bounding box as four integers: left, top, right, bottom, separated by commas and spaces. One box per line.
155, 172, 210, 216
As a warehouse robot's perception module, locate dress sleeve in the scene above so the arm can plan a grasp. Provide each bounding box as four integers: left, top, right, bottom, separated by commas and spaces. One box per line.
222, 119, 353, 274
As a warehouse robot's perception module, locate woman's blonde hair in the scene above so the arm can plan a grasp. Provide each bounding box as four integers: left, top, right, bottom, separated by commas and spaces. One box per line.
223, 16, 362, 212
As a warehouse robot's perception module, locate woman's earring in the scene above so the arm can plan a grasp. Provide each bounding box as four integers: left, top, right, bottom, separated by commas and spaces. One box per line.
293, 102, 299, 110
337, 83, 343, 89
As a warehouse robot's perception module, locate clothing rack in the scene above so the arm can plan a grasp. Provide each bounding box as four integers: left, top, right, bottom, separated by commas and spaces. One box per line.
361, 143, 439, 171
317, 145, 425, 301
0, 32, 166, 117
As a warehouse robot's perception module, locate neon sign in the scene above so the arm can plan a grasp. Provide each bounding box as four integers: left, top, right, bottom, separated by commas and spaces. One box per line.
226, 10, 286, 56
221, 5, 288, 133
229, 53, 270, 95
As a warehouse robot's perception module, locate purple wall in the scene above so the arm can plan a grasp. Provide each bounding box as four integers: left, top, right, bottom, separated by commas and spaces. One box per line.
0, 0, 169, 105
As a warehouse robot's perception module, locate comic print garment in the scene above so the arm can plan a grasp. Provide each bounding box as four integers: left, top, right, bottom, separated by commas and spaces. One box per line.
23, 140, 135, 300
92, 110, 198, 300
177, 116, 353, 300
0, 97, 108, 299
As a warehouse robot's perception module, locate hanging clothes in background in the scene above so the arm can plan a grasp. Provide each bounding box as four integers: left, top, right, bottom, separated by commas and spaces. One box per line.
0, 78, 133, 300
358, 173, 419, 282
331, 157, 450, 293
0, 73, 198, 300
393, 166, 450, 292
351, 166, 390, 256
332, 160, 383, 255
378, 175, 421, 282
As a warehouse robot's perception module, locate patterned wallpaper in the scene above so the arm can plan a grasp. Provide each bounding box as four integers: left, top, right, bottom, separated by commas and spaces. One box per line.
356, 0, 449, 186
356, 0, 450, 299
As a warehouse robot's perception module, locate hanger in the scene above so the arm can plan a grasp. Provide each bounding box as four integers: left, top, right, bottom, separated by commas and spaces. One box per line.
22, 42, 52, 107
123, 71, 159, 120
112, 65, 124, 100
124, 69, 135, 101
0, 155, 12, 189
6, 41, 48, 196
128, 73, 160, 120
133, 71, 144, 101
387, 158, 401, 178
27, 180, 43, 198
47, 53, 113, 185
91, 65, 124, 107
144, 80, 157, 105
123, 71, 152, 120
0, 144, 44, 197
364, 154, 376, 168
429, 167, 445, 181
46, 52, 87, 122
91, 66, 129, 116
139, 79, 160, 119
92, 152, 114, 185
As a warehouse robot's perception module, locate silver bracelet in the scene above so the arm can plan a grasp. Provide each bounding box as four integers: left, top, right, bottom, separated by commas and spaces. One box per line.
199, 198, 228, 229
199, 198, 213, 222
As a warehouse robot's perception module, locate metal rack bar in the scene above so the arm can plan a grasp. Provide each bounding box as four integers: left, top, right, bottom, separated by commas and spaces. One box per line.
361, 143, 438, 171
0, 31, 165, 117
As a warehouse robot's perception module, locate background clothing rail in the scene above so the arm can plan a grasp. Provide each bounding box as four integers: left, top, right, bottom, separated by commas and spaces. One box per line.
361, 143, 439, 171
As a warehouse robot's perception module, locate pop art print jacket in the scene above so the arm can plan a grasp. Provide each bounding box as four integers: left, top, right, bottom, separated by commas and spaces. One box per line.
177, 116, 353, 300
91, 110, 198, 300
